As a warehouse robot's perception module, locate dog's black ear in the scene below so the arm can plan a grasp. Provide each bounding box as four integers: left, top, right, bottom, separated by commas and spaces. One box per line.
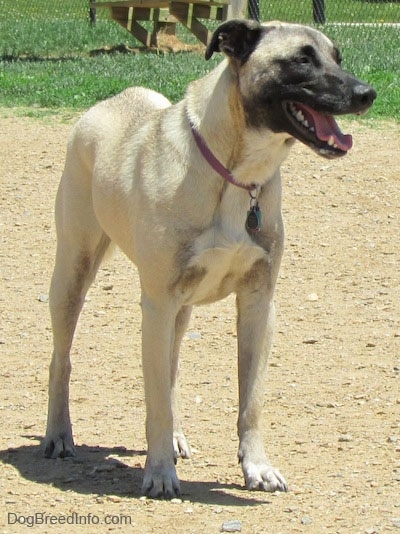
205, 19, 263, 62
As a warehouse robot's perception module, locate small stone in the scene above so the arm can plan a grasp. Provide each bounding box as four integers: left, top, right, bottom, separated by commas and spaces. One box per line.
301, 516, 313, 525
171, 498, 182, 504
90, 463, 116, 474
221, 520, 242, 532
338, 434, 352, 442
186, 331, 202, 340
307, 293, 319, 302
107, 495, 121, 503
102, 284, 113, 291
38, 294, 49, 302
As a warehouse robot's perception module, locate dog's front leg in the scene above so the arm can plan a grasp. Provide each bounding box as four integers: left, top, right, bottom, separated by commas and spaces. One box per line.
236, 277, 288, 493
140, 294, 181, 499
171, 306, 192, 461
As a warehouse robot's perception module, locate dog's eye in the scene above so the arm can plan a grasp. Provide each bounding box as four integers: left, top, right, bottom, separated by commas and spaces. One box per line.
295, 45, 316, 66
296, 56, 311, 65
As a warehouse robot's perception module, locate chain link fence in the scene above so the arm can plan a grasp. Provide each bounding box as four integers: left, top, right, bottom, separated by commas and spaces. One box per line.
1, 0, 398, 23
0, 0, 399, 70
2, 1, 398, 23
250, 0, 399, 24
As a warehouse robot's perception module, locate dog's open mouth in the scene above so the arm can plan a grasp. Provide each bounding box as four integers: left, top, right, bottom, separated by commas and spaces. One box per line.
284, 101, 353, 157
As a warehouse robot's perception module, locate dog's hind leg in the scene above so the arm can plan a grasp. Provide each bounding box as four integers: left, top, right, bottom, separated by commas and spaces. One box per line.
171, 306, 192, 460
44, 166, 111, 459
236, 264, 288, 493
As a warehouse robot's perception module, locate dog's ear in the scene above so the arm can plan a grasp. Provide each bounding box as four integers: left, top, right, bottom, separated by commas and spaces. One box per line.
205, 19, 263, 62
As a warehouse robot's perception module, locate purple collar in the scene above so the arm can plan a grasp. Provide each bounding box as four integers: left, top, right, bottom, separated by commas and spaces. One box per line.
190, 121, 257, 192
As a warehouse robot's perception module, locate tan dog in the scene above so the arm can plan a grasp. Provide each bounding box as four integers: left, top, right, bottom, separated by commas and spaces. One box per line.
45, 20, 376, 498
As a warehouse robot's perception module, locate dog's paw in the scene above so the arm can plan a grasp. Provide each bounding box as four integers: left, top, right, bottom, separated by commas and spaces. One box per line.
173, 431, 191, 460
142, 462, 181, 499
241, 459, 288, 492
44, 434, 75, 459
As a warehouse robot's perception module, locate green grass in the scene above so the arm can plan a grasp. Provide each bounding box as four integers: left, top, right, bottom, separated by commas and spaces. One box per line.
260, 0, 400, 23
0, 1, 399, 119
0, 51, 220, 108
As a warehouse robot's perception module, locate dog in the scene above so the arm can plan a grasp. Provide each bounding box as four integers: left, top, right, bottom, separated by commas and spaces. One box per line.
44, 19, 376, 499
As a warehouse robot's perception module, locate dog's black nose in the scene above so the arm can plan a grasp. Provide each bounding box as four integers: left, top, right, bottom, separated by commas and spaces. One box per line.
352, 83, 377, 110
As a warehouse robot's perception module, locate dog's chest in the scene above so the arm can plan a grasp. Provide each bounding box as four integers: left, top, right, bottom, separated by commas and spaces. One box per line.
171, 186, 278, 305
174, 227, 269, 306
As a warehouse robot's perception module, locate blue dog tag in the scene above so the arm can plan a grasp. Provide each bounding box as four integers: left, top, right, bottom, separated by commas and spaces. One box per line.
246, 205, 262, 232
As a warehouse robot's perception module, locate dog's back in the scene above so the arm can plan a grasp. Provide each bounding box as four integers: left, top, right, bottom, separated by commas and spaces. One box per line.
66, 87, 171, 174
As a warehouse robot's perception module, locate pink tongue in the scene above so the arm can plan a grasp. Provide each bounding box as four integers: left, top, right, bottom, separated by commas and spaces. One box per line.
297, 103, 353, 151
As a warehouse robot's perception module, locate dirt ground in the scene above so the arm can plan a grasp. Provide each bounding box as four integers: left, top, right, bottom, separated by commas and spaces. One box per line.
0, 110, 399, 534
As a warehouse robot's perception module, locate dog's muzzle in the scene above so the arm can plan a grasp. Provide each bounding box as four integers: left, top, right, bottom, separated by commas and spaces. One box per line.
284, 101, 353, 155
282, 80, 376, 158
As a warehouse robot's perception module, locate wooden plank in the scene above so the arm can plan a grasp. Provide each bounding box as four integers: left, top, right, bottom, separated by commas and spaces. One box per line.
109, 6, 130, 26
130, 7, 175, 21
170, 0, 230, 4
91, 1, 169, 9
92, 0, 231, 47
91, 0, 230, 8
192, 3, 226, 20
110, 6, 177, 46
131, 20, 155, 46
170, 2, 211, 44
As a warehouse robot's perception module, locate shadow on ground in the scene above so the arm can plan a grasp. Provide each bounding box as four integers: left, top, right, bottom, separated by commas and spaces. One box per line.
0, 438, 267, 507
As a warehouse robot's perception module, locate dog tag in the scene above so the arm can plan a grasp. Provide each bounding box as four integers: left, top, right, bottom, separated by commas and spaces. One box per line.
246, 205, 262, 232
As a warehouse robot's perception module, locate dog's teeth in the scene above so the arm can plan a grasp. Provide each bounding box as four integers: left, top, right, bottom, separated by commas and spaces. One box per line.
327, 135, 335, 146
288, 103, 312, 131
310, 126, 315, 132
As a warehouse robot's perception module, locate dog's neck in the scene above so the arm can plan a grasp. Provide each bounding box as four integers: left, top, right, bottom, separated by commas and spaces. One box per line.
186, 60, 294, 188
190, 120, 257, 192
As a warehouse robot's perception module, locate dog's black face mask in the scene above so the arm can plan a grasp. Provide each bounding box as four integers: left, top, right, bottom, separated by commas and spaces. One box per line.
242, 42, 376, 158
207, 20, 377, 159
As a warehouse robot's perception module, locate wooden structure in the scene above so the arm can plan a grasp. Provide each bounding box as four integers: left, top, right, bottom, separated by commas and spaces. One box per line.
90, 0, 231, 47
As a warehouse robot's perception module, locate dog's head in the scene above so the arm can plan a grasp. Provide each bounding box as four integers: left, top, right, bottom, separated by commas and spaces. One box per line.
206, 20, 376, 158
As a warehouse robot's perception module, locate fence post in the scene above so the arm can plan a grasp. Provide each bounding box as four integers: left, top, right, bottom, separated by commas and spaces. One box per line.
313, 0, 325, 24
248, 0, 260, 22
89, 1, 96, 25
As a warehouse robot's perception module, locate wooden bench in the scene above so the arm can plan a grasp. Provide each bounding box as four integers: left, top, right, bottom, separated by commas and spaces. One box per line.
90, 0, 231, 47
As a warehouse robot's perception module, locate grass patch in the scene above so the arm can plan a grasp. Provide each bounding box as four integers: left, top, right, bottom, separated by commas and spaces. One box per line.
0, 51, 220, 108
